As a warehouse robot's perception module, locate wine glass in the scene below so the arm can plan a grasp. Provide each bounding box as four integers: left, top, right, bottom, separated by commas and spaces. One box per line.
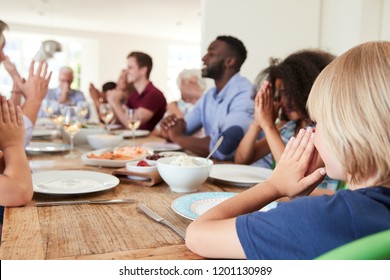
127, 108, 141, 142
62, 106, 82, 158
76, 101, 90, 124
99, 103, 114, 132
49, 101, 65, 129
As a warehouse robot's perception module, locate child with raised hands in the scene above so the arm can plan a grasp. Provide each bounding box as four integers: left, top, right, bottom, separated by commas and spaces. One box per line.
0, 96, 33, 206
185, 41, 390, 259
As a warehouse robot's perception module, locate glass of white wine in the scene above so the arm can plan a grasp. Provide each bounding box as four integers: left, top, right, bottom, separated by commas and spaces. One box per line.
62, 106, 82, 158
127, 108, 141, 142
76, 101, 90, 124
99, 103, 114, 132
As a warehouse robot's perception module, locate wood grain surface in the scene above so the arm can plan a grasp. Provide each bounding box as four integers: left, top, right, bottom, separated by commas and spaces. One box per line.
0, 134, 244, 260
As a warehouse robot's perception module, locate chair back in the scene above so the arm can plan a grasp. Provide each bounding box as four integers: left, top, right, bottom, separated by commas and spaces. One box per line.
316, 229, 390, 260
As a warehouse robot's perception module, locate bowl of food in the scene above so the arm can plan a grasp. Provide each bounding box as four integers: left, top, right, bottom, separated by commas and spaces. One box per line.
126, 159, 157, 173
87, 134, 123, 149
157, 155, 213, 193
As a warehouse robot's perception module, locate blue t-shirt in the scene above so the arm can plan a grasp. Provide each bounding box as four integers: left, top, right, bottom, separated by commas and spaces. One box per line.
185, 73, 254, 160
236, 186, 390, 259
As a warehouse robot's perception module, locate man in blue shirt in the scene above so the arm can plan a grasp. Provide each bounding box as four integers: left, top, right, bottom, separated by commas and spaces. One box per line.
39, 66, 87, 118
161, 35, 254, 160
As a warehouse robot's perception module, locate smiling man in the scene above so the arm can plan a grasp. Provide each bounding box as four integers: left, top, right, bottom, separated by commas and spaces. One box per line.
160, 35, 254, 160
107, 51, 167, 131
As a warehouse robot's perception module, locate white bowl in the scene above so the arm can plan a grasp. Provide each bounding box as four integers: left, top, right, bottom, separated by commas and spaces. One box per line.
126, 160, 157, 173
87, 134, 123, 149
157, 156, 213, 193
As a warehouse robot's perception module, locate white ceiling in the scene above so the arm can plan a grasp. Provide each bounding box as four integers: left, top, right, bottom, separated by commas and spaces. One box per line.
1, 0, 201, 42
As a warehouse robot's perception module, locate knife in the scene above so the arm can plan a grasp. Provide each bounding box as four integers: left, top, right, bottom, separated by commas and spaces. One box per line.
36, 198, 137, 207
137, 203, 186, 240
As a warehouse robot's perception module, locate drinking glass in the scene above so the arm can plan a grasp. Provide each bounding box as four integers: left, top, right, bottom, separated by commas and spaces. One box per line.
127, 109, 141, 142
51, 105, 65, 129
62, 106, 82, 158
99, 103, 114, 132
76, 101, 90, 124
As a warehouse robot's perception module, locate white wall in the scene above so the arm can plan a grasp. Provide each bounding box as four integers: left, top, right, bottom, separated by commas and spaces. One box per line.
201, 0, 389, 83
201, 0, 322, 83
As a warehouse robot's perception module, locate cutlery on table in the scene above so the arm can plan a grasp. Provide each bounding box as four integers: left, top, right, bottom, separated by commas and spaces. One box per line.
206, 135, 224, 160
36, 198, 137, 207
137, 203, 186, 240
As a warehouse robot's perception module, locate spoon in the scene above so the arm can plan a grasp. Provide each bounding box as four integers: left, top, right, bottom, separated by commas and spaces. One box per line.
206, 136, 224, 160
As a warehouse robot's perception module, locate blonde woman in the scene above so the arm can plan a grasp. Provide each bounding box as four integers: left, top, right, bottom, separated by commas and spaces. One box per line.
185, 41, 390, 259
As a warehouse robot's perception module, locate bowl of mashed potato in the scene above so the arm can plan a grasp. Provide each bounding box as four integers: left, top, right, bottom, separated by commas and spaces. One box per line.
157, 155, 213, 193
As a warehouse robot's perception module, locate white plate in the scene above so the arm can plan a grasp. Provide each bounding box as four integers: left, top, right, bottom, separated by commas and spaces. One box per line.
209, 164, 273, 187
115, 129, 150, 138
26, 142, 70, 153
171, 192, 278, 220
141, 142, 182, 152
32, 129, 60, 138
32, 170, 119, 195
81, 147, 149, 167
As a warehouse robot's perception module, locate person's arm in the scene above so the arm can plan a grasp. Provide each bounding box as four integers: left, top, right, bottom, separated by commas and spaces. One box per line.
89, 83, 103, 118
0, 97, 33, 206
166, 101, 184, 118
185, 127, 326, 259
106, 88, 128, 126
234, 122, 263, 164
257, 89, 285, 163
2, 55, 23, 106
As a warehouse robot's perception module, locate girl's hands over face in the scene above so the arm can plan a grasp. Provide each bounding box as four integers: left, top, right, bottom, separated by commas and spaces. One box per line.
0, 97, 24, 151
267, 127, 327, 198
254, 82, 279, 129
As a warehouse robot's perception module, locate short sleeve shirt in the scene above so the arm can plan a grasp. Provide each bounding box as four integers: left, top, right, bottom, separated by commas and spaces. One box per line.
236, 186, 390, 259
126, 82, 167, 131
184, 73, 254, 160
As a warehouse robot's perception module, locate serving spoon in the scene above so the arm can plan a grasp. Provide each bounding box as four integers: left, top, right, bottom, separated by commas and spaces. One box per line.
206, 136, 224, 160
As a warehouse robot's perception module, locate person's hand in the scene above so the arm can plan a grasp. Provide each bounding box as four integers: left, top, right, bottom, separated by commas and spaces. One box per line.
0, 96, 24, 151
89, 83, 105, 103
166, 118, 186, 142
106, 88, 125, 105
16, 60, 52, 103
267, 127, 326, 198
160, 114, 179, 130
254, 84, 278, 130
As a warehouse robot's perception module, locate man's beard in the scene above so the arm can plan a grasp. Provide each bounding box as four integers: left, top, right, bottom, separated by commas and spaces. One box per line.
202, 60, 224, 80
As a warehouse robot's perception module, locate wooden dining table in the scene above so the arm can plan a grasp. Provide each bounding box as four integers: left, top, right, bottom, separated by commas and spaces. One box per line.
0, 131, 245, 260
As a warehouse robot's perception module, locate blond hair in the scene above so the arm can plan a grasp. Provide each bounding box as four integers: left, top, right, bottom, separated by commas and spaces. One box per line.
307, 41, 390, 186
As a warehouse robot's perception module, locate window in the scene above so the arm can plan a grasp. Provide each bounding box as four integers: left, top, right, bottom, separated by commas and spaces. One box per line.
166, 44, 201, 102
0, 31, 96, 100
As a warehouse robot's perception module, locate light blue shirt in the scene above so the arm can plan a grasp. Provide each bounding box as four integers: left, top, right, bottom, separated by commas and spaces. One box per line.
38, 87, 86, 118
185, 73, 254, 160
